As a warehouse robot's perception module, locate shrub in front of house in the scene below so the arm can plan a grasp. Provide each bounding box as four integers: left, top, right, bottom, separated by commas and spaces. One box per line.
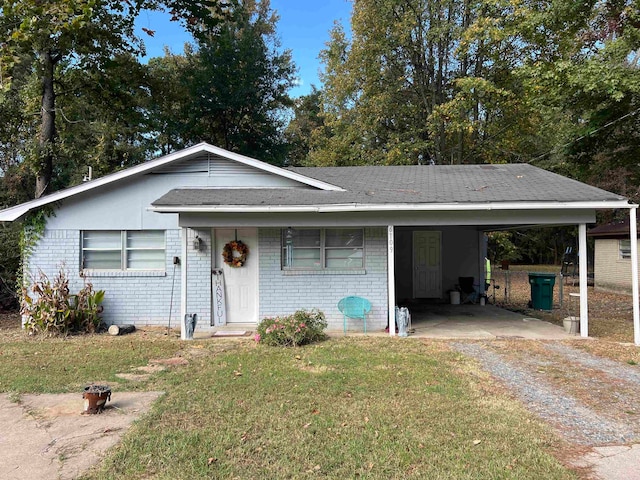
256, 309, 327, 347
21, 268, 105, 336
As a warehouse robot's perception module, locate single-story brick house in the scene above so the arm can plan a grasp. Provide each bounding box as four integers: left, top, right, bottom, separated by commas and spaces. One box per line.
588, 216, 640, 294
1, 143, 639, 343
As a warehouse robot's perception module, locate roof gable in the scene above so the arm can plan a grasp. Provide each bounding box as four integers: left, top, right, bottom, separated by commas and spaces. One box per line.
0, 143, 343, 222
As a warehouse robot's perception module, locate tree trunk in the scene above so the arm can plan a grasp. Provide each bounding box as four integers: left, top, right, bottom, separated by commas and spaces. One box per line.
36, 51, 56, 198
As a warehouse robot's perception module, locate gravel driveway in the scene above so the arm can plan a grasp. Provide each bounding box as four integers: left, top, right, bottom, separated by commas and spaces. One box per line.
451, 341, 640, 446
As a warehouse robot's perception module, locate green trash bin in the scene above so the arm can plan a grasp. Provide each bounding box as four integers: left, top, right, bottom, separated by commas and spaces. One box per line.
528, 272, 556, 311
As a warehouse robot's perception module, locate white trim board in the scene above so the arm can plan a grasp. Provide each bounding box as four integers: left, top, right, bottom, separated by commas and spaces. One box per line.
152, 200, 632, 214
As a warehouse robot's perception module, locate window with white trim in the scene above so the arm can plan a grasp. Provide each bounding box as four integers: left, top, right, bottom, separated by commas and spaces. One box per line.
282, 228, 364, 269
82, 231, 165, 270
619, 239, 632, 260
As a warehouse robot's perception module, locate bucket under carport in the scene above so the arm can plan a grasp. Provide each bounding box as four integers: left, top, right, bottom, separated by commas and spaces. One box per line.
450, 291, 461, 305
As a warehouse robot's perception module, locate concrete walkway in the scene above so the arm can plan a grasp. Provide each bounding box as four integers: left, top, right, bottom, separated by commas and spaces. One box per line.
0, 391, 162, 480
572, 444, 640, 480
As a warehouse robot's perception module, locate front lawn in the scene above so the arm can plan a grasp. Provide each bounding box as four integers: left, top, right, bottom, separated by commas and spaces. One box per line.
0, 327, 184, 393
75, 337, 572, 479
0, 321, 574, 479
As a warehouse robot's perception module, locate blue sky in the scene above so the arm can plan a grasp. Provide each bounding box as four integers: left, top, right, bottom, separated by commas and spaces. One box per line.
134, 0, 353, 98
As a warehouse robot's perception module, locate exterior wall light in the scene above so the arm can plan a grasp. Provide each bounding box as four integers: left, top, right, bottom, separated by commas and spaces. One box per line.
193, 235, 203, 251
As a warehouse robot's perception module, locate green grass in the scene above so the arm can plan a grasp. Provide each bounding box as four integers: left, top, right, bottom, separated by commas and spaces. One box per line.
76, 338, 573, 480
0, 329, 574, 478
0, 333, 183, 393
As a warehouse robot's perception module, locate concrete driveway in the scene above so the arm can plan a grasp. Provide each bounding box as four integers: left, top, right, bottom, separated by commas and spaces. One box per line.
331, 304, 576, 339
408, 304, 575, 339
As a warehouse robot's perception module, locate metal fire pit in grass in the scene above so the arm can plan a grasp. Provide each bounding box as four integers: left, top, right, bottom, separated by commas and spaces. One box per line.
82, 384, 111, 414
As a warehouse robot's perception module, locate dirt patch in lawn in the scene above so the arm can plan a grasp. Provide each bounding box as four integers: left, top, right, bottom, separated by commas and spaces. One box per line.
0, 311, 22, 340
0, 390, 163, 480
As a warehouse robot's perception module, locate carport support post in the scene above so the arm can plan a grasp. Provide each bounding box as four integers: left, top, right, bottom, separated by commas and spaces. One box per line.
630, 207, 640, 345
578, 223, 589, 337
180, 227, 188, 340
388, 225, 396, 336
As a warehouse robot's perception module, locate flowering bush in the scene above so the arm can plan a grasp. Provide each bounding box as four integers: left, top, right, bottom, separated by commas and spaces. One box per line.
256, 309, 327, 346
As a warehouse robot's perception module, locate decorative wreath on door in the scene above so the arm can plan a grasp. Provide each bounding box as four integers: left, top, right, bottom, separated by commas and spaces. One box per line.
222, 240, 249, 268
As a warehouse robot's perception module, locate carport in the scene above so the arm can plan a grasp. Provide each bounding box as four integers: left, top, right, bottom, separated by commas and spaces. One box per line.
162, 162, 640, 343
373, 166, 640, 344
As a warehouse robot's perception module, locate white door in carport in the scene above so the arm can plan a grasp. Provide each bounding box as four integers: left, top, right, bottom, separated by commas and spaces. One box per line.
413, 231, 441, 298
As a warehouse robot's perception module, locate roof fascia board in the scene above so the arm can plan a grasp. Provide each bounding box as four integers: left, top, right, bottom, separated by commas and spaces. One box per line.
149, 200, 633, 214
0, 204, 31, 222
0, 142, 344, 222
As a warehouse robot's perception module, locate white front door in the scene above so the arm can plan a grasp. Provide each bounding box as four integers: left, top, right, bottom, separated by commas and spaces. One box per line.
215, 228, 259, 324
413, 231, 442, 298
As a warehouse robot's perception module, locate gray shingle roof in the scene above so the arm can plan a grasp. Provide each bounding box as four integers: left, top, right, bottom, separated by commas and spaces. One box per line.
152, 163, 626, 207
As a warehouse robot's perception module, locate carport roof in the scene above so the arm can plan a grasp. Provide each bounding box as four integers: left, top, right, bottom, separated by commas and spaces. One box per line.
151, 163, 628, 212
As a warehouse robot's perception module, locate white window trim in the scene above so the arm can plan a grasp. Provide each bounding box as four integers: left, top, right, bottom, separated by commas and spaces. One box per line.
81, 230, 166, 272
282, 228, 365, 270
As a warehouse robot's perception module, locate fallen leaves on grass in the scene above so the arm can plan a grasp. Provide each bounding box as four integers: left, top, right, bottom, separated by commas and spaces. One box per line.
498, 270, 635, 342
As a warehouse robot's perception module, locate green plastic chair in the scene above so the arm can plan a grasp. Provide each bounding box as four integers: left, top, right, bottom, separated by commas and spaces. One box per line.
338, 296, 372, 335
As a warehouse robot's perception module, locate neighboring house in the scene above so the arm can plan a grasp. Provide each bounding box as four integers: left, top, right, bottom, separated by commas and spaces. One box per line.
0, 143, 636, 340
588, 217, 639, 294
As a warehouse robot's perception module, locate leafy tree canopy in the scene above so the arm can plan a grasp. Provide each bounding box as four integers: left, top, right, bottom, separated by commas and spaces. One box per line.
147, 0, 296, 165
310, 0, 640, 174
0, 0, 232, 199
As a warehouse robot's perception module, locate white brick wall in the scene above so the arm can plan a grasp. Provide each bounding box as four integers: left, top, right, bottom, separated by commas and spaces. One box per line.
27, 226, 390, 332
594, 238, 640, 294
185, 228, 212, 330
258, 227, 389, 331
27, 229, 183, 326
